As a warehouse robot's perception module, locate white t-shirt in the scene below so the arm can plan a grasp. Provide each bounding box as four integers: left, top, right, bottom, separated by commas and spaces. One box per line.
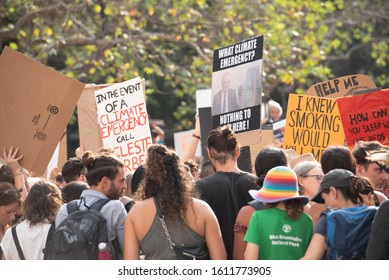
0, 220, 52, 260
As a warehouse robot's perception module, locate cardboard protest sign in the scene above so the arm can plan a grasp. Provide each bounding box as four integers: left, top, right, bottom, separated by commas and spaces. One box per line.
0, 47, 85, 176
305, 74, 376, 98
211, 35, 264, 133
283, 94, 345, 161
94, 77, 152, 173
337, 88, 389, 147
236, 129, 274, 172
77, 84, 110, 153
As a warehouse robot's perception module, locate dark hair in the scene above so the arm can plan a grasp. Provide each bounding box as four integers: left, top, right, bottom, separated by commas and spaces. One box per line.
265, 199, 303, 220
321, 145, 356, 174
207, 124, 239, 164
352, 141, 389, 165
138, 144, 198, 223
131, 165, 146, 195
0, 182, 21, 207
0, 165, 15, 185
61, 182, 89, 203
22, 180, 62, 225
82, 151, 124, 187
321, 175, 374, 205
254, 146, 288, 186
199, 160, 215, 178
61, 157, 87, 183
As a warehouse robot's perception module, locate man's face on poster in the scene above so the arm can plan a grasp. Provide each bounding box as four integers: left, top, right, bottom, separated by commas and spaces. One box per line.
221, 73, 231, 93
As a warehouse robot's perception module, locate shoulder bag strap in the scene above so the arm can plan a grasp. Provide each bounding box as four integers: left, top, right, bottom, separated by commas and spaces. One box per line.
153, 196, 176, 249
11, 225, 25, 260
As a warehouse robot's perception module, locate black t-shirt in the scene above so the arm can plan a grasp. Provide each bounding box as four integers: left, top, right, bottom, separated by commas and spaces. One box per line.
196, 171, 258, 259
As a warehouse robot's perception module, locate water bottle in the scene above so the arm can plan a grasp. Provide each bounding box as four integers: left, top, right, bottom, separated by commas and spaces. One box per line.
98, 242, 111, 260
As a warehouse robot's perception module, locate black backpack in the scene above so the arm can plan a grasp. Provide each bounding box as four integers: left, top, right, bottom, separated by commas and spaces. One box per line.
44, 198, 116, 260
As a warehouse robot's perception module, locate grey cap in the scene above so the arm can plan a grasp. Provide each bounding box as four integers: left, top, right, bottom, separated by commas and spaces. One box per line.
310, 169, 355, 204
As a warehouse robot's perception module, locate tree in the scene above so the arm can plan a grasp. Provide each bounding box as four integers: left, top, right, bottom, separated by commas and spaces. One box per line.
1, 0, 388, 144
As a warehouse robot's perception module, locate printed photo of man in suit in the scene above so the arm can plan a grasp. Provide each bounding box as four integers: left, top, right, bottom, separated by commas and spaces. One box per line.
212, 72, 240, 115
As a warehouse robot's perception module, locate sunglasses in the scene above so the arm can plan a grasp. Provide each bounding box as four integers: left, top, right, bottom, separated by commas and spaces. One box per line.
301, 174, 323, 183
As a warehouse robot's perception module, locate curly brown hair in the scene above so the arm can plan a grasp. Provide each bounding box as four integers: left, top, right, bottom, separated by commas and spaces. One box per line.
138, 144, 198, 223
22, 180, 62, 225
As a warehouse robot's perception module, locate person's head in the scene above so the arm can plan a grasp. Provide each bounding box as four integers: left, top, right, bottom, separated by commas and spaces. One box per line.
131, 164, 146, 196
254, 146, 288, 186
61, 181, 89, 203
199, 160, 215, 179
55, 173, 66, 188
0, 165, 15, 185
294, 161, 323, 198
140, 144, 197, 222
249, 166, 309, 220
184, 160, 200, 180
221, 72, 231, 93
267, 99, 283, 122
82, 151, 126, 200
22, 180, 62, 225
321, 145, 356, 174
61, 157, 87, 184
311, 169, 374, 208
352, 141, 389, 192
0, 182, 22, 227
207, 124, 240, 166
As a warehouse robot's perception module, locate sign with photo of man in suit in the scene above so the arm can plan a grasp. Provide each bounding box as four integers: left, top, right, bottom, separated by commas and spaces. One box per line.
211, 35, 264, 133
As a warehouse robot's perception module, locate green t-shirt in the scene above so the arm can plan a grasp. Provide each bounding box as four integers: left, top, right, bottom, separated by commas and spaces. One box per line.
244, 207, 313, 260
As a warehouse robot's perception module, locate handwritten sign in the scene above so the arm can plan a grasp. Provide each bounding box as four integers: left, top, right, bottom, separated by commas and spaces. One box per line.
211, 35, 264, 133
337, 89, 389, 147
305, 74, 376, 98
95, 77, 152, 173
283, 94, 345, 160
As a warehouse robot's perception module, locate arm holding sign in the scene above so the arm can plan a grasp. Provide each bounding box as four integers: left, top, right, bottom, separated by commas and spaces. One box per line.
182, 114, 201, 162
2, 146, 27, 200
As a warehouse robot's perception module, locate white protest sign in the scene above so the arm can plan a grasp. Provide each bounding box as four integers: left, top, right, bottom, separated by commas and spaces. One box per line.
95, 77, 152, 173
174, 129, 201, 159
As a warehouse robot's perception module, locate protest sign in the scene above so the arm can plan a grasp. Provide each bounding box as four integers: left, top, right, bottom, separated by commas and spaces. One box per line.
305, 74, 376, 98
236, 129, 273, 172
0, 47, 85, 176
78, 84, 111, 153
283, 94, 345, 161
94, 77, 152, 173
174, 129, 201, 159
337, 88, 389, 147
211, 35, 264, 133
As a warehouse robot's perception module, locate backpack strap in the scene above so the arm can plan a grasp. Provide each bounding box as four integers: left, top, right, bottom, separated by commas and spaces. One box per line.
89, 199, 110, 211
67, 200, 80, 215
43, 223, 56, 260
11, 225, 25, 260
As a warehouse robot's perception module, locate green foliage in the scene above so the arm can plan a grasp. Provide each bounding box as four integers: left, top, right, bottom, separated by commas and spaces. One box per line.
0, 0, 388, 139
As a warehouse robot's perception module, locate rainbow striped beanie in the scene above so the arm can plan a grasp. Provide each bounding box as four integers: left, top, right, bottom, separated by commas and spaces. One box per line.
249, 166, 309, 205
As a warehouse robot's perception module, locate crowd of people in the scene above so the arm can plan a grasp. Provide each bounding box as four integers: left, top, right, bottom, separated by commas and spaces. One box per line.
1, 115, 389, 260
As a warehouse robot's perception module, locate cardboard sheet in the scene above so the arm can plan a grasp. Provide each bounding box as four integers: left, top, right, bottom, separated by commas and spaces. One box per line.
0, 47, 85, 176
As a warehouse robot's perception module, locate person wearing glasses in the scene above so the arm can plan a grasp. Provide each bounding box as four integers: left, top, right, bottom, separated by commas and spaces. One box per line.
293, 161, 324, 204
